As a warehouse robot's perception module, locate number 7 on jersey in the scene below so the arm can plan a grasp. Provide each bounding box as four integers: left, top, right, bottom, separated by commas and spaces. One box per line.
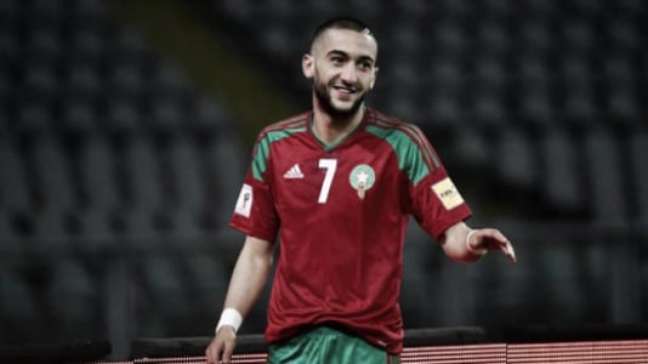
318, 159, 337, 204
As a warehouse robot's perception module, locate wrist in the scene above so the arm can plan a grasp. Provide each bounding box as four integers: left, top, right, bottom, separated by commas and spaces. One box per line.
216, 308, 243, 335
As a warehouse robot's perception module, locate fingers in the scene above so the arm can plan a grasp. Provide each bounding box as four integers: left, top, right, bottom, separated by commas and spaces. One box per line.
484, 229, 516, 263
464, 230, 485, 256
471, 228, 506, 250
222, 339, 235, 363
205, 341, 221, 364
500, 241, 517, 263
205, 329, 237, 364
480, 228, 508, 245
472, 228, 517, 263
205, 340, 225, 364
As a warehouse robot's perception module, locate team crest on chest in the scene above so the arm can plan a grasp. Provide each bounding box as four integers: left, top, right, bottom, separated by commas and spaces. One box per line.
349, 164, 375, 200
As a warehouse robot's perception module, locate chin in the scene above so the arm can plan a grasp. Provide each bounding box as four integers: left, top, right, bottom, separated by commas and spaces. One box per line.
331, 97, 358, 111
332, 103, 354, 112
316, 87, 365, 117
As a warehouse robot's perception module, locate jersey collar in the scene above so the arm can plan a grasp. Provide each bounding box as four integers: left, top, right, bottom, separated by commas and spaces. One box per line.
309, 107, 373, 152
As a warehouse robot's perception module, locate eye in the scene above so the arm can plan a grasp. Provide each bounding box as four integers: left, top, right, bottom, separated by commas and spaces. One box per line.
358, 61, 372, 71
330, 56, 344, 65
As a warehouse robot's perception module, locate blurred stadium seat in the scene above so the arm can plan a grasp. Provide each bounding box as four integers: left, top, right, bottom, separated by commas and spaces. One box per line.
0, 0, 647, 360
0, 138, 32, 212
631, 132, 648, 222
541, 129, 584, 211
584, 130, 627, 223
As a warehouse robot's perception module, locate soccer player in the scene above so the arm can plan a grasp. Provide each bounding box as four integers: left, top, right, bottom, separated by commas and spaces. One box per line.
205, 17, 516, 364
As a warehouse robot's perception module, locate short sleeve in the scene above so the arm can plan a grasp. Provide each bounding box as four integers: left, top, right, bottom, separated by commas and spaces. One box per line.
228, 136, 280, 242
398, 124, 471, 241
409, 166, 472, 241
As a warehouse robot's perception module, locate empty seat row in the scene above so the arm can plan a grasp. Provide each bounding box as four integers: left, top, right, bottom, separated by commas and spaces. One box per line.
211, 0, 646, 132
0, 134, 244, 214
371, 88, 643, 130
455, 128, 648, 221
0, 252, 230, 341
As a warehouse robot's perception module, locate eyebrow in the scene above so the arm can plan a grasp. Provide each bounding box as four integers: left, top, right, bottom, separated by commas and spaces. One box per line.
326, 49, 375, 64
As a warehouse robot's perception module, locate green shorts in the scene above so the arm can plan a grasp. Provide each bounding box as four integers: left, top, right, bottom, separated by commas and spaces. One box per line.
267, 326, 400, 364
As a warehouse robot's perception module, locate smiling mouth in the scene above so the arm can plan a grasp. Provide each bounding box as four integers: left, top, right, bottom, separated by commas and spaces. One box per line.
332, 85, 357, 95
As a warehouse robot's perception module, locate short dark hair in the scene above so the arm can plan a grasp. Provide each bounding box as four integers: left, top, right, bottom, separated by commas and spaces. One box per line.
309, 17, 374, 51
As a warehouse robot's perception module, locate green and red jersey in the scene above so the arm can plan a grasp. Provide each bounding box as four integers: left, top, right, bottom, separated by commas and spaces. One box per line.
229, 108, 471, 354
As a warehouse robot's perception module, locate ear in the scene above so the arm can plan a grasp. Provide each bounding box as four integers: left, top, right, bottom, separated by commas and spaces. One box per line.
302, 54, 314, 79
369, 66, 379, 89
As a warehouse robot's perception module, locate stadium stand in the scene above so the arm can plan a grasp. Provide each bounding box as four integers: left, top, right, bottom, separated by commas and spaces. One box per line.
0, 0, 245, 357
0, 0, 646, 361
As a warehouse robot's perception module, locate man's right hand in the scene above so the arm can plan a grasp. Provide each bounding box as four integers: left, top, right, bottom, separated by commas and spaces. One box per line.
205, 326, 237, 364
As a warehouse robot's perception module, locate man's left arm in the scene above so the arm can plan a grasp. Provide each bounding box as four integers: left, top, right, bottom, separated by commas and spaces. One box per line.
440, 222, 517, 263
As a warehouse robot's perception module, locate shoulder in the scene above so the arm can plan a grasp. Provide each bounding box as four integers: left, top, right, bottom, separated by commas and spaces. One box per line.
250, 112, 310, 179
365, 108, 432, 149
255, 111, 311, 144
365, 108, 442, 171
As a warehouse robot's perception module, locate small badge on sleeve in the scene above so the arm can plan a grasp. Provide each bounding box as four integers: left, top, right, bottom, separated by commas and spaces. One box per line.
431, 177, 464, 210
234, 184, 253, 217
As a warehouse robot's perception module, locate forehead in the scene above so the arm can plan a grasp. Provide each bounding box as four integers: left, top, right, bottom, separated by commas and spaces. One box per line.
313, 28, 378, 59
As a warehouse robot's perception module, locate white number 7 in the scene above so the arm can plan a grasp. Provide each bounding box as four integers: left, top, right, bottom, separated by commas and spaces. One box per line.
318, 159, 337, 204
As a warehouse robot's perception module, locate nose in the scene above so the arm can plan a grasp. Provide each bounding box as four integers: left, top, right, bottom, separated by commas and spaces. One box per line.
340, 63, 358, 84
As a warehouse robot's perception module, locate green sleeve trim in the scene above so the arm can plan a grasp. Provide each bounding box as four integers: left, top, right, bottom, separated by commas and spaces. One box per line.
366, 125, 430, 185
251, 127, 306, 181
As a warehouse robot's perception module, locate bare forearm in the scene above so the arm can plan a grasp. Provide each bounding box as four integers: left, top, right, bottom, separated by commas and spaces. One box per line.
208, 236, 271, 364
222, 236, 273, 319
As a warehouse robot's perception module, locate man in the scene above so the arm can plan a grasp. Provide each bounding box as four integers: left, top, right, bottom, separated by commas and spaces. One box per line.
206, 17, 516, 364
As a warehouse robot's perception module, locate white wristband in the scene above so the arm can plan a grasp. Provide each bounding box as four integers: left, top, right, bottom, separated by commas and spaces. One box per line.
216, 308, 243, 335
465, 229, 487, 256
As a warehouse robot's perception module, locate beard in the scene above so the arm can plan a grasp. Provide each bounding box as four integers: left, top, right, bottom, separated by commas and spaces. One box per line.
313, 77, 366, 120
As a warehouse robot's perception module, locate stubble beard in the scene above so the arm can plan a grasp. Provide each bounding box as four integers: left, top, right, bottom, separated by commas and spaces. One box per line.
313, 77, 366, 121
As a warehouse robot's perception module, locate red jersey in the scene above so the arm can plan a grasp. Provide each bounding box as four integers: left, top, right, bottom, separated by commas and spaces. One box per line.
229, 108, 471, 354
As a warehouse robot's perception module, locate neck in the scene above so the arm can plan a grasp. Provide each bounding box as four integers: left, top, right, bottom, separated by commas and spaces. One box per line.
311, 96, 365, 146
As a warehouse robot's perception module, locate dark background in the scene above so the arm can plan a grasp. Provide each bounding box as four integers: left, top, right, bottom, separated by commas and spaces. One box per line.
0, 0, 646, 360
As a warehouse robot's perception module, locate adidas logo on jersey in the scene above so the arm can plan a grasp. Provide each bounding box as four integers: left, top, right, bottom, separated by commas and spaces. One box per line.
283, 164, 304, 179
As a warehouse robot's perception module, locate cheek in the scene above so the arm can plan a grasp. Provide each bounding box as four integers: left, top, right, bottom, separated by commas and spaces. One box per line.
359, 73, 375, 89
315, 72, 336, 89
315, 63, 340, 81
